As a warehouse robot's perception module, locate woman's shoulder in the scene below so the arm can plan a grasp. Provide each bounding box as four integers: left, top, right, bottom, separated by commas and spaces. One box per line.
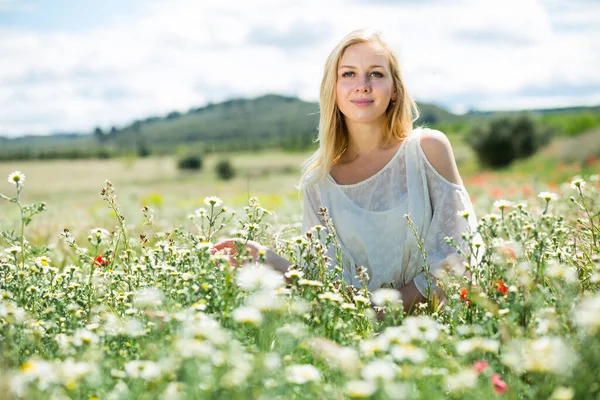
415, 128, 463, 186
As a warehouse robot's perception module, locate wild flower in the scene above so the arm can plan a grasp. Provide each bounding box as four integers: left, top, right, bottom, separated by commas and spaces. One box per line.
89, 228, 111, 241
232, 306, 263, 325
444, 369, 478, 392
7, 171, 25, 186
538, 191, 559, 202
491, 373, 508, 394
550, 387, 575, 400
569, 178, 586, 190
473, 360, 489, 374
573, 293, 600, 334
545, 260, 577, 282
124, 360, 162, 380
203, 196, 223, 208
502, 337, 576, 374
390, 344, 428, 364
455, 337, 500, 355
94, 254, 108, 266
285, 364, 321, 384
345, 380, 377, 398
72, 329, 99, 346
361, 359, 399, 382
237, 263, 283, 292
493, 199, 513, 211
496, 280, 508, 295
403, 316, 440, 342
5, 246, 21, 255
318, 291, 343, 303
133, 288, 164, 308
459, 288, 471, 307
359, 336, 390, 356
372, 288, 401, 306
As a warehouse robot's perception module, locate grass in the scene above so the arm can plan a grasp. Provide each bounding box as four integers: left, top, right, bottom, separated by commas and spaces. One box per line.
0, 151, 312, 247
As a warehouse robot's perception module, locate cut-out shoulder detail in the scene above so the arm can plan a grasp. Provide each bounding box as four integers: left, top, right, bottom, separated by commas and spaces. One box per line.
419, 129, 463, 186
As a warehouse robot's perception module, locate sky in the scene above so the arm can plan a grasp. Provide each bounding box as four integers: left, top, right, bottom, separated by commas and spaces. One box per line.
0, 0, 599, 137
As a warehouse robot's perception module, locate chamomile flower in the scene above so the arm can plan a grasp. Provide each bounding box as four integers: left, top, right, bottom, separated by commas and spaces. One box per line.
538, 191, 558, 202
203, 196, 223, 208
493, 199, 513, 211
345, 380, 377, 398
8, 171, 25, 186
371, 288, 401, 306
569, 178, 586, 190
285, 364, 321, 384
232, 306, 263, 325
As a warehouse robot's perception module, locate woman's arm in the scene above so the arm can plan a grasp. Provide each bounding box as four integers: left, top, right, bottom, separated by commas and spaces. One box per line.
212, 238, 293, 274
398, 280, 446, 313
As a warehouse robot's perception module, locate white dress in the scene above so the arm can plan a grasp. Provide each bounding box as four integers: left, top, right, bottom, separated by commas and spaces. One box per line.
301, 128, 478, 296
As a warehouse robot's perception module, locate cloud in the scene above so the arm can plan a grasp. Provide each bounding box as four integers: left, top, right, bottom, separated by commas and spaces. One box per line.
453, 29, 537, 47
0, 0, 599, 136
246, 23, 332, 48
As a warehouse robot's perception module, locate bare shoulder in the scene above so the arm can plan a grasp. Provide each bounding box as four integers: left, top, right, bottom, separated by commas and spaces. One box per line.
419, 128, 463, 186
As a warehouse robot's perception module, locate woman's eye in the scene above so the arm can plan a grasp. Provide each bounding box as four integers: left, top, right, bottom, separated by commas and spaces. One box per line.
341, 71, 354, 77
370, 71, 384, 78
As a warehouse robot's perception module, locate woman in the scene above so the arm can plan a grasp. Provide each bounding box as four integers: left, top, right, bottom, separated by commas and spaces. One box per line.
214, 29, 477, 312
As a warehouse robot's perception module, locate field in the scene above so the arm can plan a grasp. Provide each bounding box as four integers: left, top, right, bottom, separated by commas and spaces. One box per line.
1, 139, 600, 399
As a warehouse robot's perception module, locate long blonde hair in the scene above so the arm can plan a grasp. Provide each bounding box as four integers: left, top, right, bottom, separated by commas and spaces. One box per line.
299, 29, 419, 189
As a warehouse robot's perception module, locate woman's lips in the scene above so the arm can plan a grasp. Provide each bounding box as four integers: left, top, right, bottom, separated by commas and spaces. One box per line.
351, 100, 374, 107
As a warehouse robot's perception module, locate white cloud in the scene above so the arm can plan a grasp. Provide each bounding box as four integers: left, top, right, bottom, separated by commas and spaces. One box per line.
0, 0, 599, 136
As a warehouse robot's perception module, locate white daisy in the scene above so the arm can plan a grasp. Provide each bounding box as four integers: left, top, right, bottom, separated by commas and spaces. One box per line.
538, 191, 558, 202
203, 196, 223, 208
8, 171, 25, 186
285, 364, 321, 384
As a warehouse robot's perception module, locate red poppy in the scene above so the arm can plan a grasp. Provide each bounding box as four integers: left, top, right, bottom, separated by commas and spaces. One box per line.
491, 373, 508, 395
473, 360, 489, 374
496, 280, 508, 296
584, 155, 596, 167
459, 288, 471, 307
94, 254, 108, 266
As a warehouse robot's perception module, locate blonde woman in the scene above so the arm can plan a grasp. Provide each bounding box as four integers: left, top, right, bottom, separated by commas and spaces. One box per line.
214, 29, 477, 312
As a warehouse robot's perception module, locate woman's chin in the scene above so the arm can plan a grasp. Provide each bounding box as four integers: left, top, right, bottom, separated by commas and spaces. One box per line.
345, 112, 386, 125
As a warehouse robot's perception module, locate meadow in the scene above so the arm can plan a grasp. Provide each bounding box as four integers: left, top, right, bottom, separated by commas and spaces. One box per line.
0, 134, 600, 399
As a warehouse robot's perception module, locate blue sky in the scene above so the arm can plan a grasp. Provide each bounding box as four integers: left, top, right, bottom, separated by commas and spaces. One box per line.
0, 0, 599, 136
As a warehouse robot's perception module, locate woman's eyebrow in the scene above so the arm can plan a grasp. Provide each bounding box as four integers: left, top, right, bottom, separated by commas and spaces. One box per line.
338, 64, 385, 70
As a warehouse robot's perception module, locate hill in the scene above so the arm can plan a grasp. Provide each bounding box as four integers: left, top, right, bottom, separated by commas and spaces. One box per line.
1, 94, 598, 161
0, 95, 460, 160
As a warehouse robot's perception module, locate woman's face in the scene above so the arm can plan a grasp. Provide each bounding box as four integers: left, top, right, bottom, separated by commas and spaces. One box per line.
336, 41, 396, 126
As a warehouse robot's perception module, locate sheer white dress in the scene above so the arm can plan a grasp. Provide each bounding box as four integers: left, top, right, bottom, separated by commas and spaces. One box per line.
301, 128, 478, 296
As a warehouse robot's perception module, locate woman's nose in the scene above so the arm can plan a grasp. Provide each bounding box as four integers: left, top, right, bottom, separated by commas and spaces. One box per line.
355, 76, 371, 92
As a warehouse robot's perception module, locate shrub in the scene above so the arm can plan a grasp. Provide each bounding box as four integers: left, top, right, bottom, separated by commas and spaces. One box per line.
215, 159, 235, 180
467, 114, 554, 168
177, 154, 203, 171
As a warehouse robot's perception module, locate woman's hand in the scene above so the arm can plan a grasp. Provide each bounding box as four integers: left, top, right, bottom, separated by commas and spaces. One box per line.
212, 238, 265, 267
212, 238, 294, 274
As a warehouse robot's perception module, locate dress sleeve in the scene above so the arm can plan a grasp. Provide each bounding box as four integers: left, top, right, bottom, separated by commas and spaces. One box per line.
301, 183, 324, 234
412, 146, 478, 297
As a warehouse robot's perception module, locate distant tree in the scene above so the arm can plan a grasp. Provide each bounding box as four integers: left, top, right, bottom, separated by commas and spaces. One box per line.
94, 126, 106, 143
137, 141, 152, 158
166, 111, 181, 120
467, 114, 554, 168
215, 159, 235, 180
177, 154, 203, 171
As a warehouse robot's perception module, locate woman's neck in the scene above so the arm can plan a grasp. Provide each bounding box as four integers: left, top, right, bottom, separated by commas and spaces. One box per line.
344, 119, 389, 159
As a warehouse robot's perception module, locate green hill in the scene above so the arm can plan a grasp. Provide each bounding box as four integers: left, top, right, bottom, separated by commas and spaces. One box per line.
1, 94, 598, 161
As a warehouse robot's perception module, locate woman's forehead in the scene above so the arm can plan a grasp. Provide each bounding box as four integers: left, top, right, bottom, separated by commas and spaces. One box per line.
340, 42, 388, 66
